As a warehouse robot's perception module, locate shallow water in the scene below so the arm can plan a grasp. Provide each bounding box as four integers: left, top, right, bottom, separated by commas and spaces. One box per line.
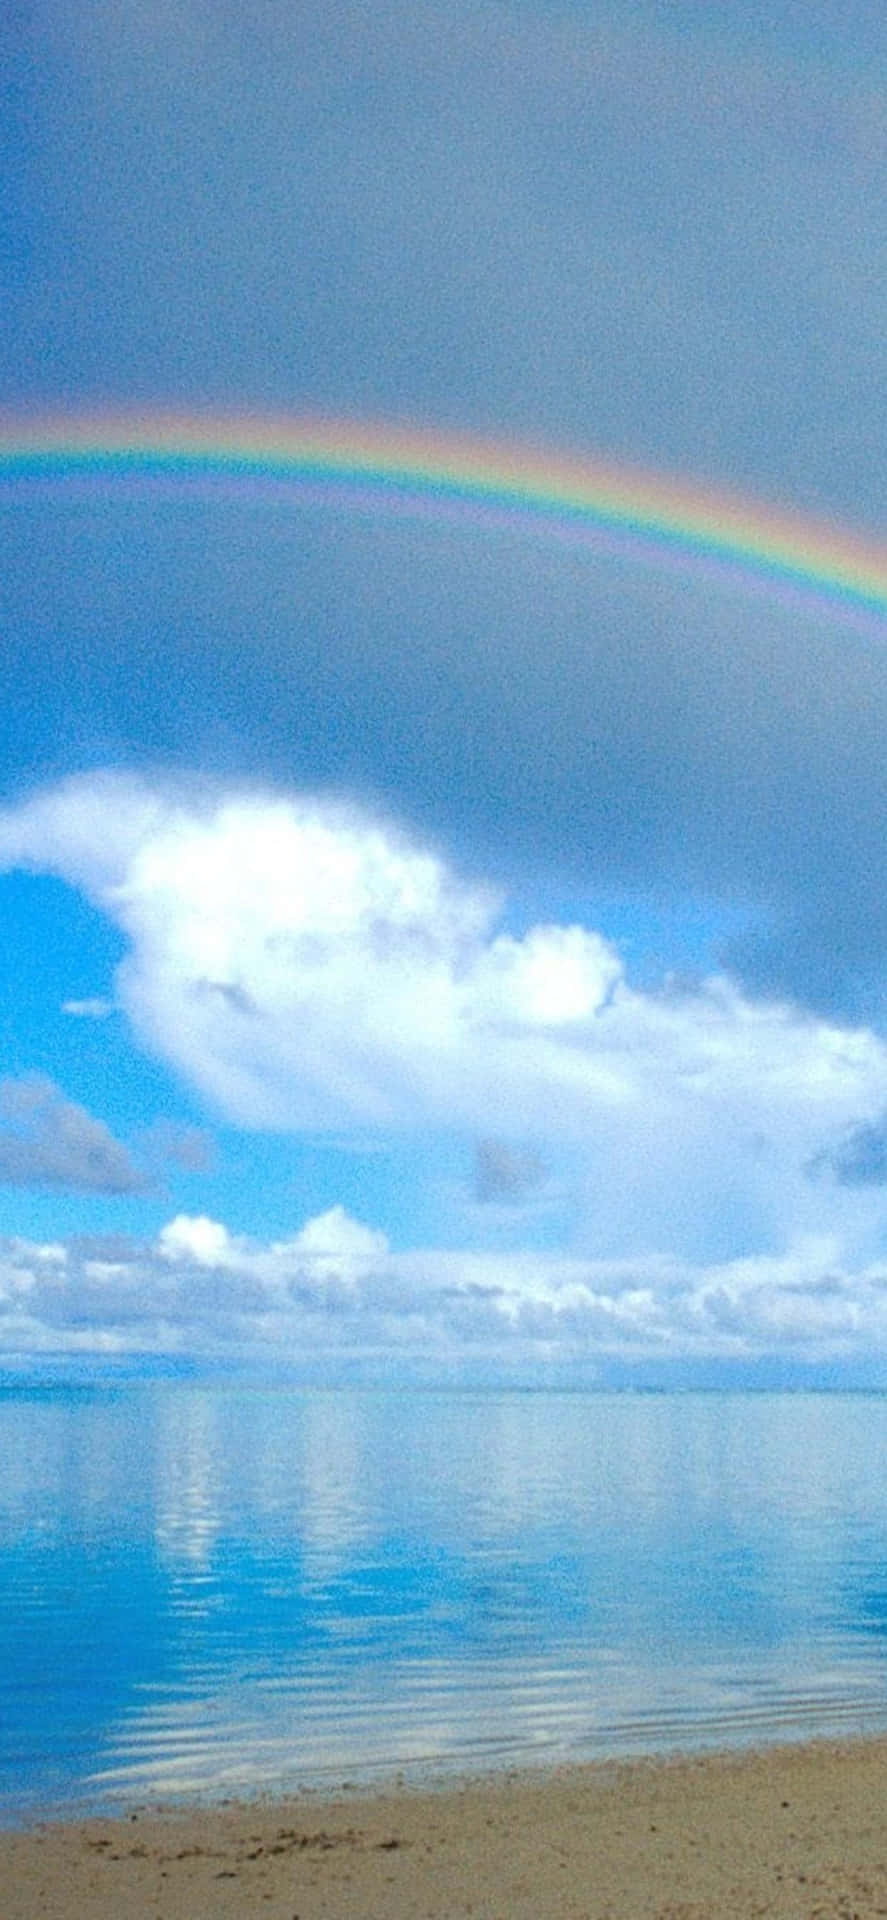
3, 1383, 887, 1822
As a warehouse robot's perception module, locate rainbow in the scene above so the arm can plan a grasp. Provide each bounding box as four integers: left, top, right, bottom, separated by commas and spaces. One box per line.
2, 410, 887, 627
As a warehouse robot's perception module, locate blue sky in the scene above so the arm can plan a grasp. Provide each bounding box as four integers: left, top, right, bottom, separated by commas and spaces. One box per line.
3, 0, 887, 1381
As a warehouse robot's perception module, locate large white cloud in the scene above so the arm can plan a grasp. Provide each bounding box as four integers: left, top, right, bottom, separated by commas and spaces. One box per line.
3, 769, 887, 1262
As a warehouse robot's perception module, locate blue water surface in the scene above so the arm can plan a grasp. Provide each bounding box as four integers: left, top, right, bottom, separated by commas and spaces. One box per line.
2, 1384, 887, 1823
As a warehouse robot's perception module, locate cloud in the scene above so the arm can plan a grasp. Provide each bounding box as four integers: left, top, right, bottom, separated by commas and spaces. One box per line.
158, 1213, 235, 1267
811, 1111, 887, 1188
62, 997, 115, 1019
0, 1074, 148, 1194
3, 1206, 887, 1380
474, 1139, 546, 1206
3, 770, 887, 1263
138, 1120, 215, 1176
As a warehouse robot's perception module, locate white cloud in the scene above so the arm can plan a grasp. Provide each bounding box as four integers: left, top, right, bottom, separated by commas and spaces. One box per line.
2, 770, 887, 1262
285, 1206, 389, 1283
158, 1214, 234, 1267
62, 997, 115, 1019
3, 1208, 887, 1378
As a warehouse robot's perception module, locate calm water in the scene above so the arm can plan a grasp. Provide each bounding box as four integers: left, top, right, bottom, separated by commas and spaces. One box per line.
3, 1383, 887, 1823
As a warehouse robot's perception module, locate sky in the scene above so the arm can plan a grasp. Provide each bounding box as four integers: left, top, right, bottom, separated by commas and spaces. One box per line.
3, 0, 887, 1383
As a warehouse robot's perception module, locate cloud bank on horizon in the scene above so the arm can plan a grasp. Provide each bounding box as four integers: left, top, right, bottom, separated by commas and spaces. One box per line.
3, 0, 887, 1379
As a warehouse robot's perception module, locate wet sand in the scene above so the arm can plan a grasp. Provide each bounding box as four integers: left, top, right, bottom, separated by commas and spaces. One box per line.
3, 1736, 887, 1918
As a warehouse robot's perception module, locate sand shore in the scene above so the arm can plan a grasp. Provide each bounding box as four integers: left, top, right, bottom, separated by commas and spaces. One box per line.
3, 1736, 887, 1918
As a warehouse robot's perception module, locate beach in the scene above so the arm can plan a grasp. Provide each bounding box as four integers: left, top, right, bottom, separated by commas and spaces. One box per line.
3, 1736, 887, 1919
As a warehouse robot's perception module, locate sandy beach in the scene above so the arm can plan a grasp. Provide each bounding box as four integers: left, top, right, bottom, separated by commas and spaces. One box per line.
3, 1736, 887, 1919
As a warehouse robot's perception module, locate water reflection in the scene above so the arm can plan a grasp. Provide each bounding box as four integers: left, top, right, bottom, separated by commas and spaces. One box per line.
154, 1389, 221, 1571
3, 1386, 887, 1820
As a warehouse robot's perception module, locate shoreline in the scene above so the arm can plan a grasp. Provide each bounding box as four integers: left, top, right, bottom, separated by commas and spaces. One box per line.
4, 1733, 887, 1917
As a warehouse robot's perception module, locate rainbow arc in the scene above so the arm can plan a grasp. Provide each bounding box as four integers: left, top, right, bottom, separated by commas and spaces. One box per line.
2, 412, 887, 625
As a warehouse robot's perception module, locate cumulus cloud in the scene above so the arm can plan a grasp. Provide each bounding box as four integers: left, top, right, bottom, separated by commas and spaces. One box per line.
3, 1207, 887, 1379
0, 1074, 148, 1194
2, 770, 887, 1262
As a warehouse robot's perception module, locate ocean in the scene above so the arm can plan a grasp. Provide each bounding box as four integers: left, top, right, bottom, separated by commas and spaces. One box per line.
3, 1382, 887, 1824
